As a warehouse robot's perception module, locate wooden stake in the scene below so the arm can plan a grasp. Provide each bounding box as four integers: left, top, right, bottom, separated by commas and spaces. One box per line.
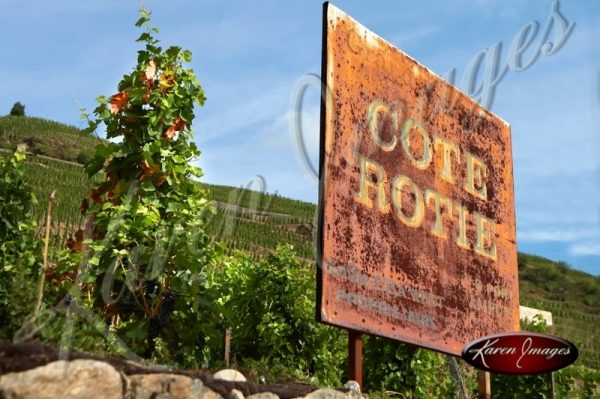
478, 370, 491, 399
224, 328, 231, 367
348, 330, 363, 387
34, 190, 57, 318
547, 372, 555, 399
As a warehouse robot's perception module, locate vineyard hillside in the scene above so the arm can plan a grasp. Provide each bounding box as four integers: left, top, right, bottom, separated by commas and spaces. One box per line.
0, 118, 599, 371
0, 116, 98, 164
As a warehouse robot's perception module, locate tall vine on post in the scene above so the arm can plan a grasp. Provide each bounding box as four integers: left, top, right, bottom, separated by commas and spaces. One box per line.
71, 8, 214, 360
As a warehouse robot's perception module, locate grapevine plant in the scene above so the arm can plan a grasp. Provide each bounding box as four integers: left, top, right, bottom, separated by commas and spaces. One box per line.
68, 9, 214, 359
0, 147, 41, 338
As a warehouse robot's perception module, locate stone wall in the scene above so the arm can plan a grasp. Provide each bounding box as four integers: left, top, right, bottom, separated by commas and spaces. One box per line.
0, 341, 362, 399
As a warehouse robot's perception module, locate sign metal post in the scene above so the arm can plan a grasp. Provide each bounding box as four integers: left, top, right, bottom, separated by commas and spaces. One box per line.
478, 370, 491, 399
348, 330, 363, 386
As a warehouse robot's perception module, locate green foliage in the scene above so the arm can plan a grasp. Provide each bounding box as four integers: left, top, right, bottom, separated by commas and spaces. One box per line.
10, 102, 25, 117
9, 151, 316, 260
196, 245, 346, 385
410, 349, 456, 398
363, 337, 454, 398
555, 365, 600, 398
0, 147, 41, 337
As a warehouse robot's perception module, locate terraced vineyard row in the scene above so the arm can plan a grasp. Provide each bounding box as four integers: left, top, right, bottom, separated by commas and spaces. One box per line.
519, 254, 600, 371
21, 155, 99, 222
3, 153, 316, 259
205, 183, 316, 221
206, 209, 315, 260
521, 297, 600, 370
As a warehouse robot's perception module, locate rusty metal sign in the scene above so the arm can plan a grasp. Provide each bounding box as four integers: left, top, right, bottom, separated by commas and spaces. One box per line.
317, 2, 519, 356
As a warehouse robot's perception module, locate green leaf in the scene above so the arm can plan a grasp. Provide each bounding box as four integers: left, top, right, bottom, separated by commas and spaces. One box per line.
84, 155, 105, 177
140, 180, 156, 192
14, 150, 26, 162
82, 273, 97, 283
166, 202, 180, 213
135, 16, 150, 27
136, 32, 152, 42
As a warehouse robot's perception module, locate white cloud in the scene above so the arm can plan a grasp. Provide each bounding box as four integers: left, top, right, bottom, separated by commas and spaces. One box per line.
196, 80, 291, 143
196, 100, 321, 201
518, 228, 597, 242
286, 105, 320, 180
570, 243, 600, 256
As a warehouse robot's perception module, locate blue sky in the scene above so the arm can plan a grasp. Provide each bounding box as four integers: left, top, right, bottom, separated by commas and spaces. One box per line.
1, 1, 598, 275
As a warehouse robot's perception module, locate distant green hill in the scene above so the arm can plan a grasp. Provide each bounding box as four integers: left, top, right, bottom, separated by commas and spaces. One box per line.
0, 115, 98, 164
518, 253, 600, 369
1, 116, 599, 370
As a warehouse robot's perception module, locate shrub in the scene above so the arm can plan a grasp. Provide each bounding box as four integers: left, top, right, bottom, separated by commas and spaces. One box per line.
0, 147, 41, 338
363, 336, 455, 398
198, 245, 346, 385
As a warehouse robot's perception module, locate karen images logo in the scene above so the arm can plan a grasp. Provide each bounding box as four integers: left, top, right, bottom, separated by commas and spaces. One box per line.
462, 332, 578, 374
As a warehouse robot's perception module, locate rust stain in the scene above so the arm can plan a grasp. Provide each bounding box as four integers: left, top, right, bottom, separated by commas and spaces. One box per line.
317, 3, 519, 356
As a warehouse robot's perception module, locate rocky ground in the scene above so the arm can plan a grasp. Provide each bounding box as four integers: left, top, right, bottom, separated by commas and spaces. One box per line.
0, 341, 361, 399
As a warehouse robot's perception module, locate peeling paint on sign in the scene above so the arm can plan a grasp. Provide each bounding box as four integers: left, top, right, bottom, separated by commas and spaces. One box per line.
317, 2, 519, 356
